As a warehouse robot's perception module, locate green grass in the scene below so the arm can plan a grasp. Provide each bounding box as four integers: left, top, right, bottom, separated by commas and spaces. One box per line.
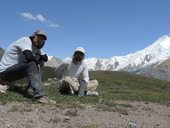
1, 69, 170, 113
92, 71, 170, 104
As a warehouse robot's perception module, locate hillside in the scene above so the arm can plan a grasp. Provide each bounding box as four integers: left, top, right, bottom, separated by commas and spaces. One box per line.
1, 70, 170, 127
139, 58, 170, 81
7, 69, 170, 105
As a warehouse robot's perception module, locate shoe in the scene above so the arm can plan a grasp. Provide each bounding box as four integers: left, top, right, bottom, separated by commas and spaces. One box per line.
34, 93, 43, 98
37, 96, 56, 104
0, 80, 15, 91
0, 84, 8, 93
86, 91, 99, 96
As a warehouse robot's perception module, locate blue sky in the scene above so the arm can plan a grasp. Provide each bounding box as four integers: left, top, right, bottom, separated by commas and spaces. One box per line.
0, 0, 170, 59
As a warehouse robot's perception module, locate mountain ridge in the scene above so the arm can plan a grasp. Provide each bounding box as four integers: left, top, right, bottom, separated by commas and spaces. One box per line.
84, 34, 170, 81
85, 35, 170, 72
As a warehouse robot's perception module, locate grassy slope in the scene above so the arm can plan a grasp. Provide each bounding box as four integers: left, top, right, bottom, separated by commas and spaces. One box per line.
91, 71, 170, 104
1, 67, 170, 111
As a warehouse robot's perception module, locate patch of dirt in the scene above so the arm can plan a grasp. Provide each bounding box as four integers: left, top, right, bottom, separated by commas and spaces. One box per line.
0, 101, 170, 128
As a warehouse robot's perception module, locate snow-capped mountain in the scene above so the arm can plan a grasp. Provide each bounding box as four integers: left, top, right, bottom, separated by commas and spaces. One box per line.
44, 56, 61, 68
85, 35, 170, 73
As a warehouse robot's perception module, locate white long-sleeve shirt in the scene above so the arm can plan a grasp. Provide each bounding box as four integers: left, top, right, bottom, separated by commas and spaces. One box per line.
0, 37, 45, 73
55, 57, 89, 83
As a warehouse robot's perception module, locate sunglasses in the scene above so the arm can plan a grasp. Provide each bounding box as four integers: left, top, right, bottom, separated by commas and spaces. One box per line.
75, 51, 84, 56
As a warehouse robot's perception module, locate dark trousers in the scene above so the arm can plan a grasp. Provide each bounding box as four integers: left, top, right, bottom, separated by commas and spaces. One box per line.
0, 61, 44, 96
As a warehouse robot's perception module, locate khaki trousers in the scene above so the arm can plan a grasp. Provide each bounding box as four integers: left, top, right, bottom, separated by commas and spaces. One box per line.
62, 76, 98, 92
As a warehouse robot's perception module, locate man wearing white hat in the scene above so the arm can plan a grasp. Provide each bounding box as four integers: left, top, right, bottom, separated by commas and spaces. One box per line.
0, 29, 55, 104
54, 47, 98, 97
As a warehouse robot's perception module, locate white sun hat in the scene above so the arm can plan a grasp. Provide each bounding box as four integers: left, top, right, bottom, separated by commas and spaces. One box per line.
75, 47, 85, 54
32, 29, 47, 40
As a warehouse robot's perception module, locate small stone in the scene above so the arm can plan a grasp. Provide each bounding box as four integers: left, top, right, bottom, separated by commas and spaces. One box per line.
128, 122, 137, 128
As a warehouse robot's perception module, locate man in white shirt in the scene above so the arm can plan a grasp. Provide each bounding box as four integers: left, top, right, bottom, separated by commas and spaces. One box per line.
0, 30, 55, 104
55, 47, 98, 97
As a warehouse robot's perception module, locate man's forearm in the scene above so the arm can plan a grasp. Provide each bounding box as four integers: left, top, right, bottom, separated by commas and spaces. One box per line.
23, 50, 43, 64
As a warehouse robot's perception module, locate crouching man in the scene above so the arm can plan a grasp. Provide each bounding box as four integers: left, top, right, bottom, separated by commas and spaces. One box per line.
54, 47, 98, 97
0, 29, 55, 104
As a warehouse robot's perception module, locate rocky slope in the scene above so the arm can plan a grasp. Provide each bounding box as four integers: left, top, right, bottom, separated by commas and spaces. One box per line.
139, 58, 170, 81
0, 47, 4, 60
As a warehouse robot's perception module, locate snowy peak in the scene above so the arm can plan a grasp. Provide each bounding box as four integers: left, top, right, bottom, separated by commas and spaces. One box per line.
45, 56, 61, 68
145, 35, 170, 50
48, 55, 53, 60
85, 34, 170, 72
159, 35, 170, 49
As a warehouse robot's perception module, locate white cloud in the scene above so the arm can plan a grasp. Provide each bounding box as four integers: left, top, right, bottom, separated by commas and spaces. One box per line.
20, 12, 36, 20
49, 23, 59, 28
47, 21, 59, 28
19, 12, 59, 28
36, 14, 46, 22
